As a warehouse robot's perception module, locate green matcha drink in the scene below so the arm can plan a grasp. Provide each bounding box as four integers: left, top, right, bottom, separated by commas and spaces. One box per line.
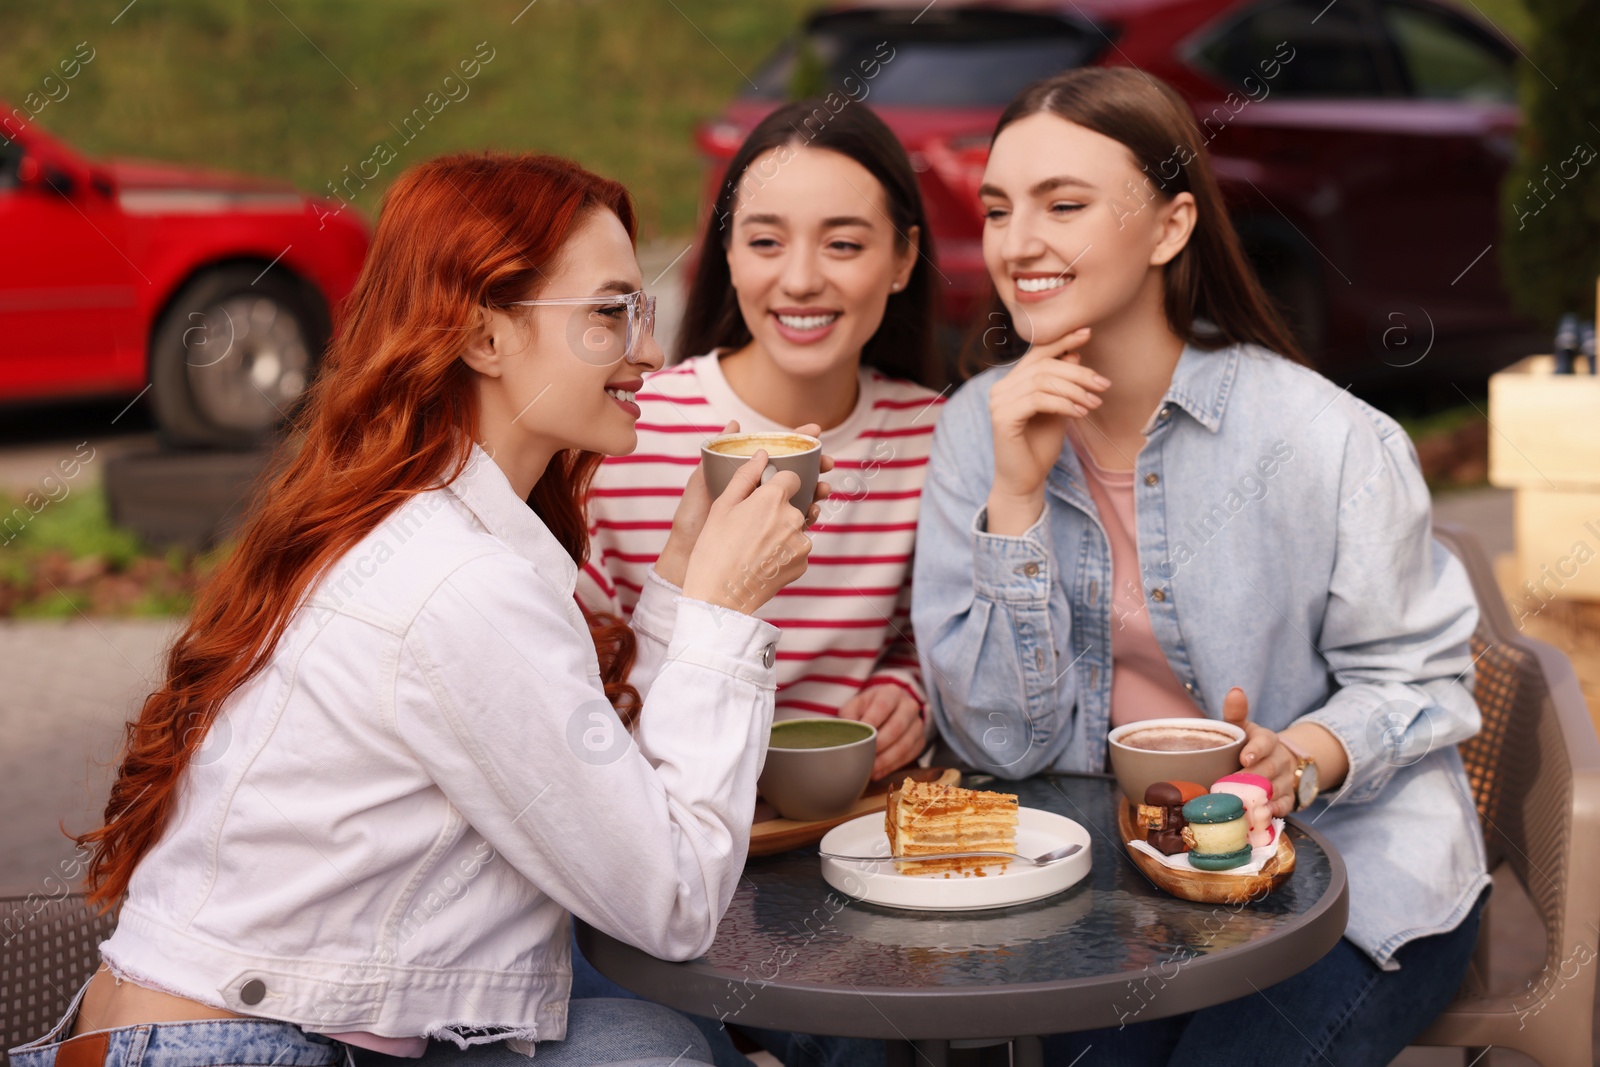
769, 719, 874, 750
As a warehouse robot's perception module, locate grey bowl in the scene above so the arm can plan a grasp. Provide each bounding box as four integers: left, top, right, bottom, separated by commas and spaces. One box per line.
1106, 717, 1246, 803
758, 718, 877, 822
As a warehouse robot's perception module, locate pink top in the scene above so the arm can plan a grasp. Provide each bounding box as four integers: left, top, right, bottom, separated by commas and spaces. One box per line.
1065, 423, 1202, 727
326, 1033, 428, 1057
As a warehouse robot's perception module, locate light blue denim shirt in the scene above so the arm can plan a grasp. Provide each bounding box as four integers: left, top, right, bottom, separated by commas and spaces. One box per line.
913, 342, 1489, 969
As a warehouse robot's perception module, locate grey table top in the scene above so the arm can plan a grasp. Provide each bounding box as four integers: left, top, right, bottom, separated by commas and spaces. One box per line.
577, 773, 1348, 1040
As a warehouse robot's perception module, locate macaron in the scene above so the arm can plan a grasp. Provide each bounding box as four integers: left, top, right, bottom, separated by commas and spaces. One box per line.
1181, 792, 1251, 870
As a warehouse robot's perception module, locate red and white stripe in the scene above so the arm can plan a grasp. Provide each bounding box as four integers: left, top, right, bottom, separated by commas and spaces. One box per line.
577, 354, 944, 721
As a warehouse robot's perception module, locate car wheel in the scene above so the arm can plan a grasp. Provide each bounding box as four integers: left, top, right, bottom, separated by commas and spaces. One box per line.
149, 265, 327, 449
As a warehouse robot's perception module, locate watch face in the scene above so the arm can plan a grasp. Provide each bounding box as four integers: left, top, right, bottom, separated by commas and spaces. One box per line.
1297, 763, 1320, 808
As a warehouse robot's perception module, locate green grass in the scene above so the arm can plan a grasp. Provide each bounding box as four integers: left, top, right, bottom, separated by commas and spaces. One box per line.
1462, 0, 1537, 45
1395, 401, 1486, 445
0, 0, 1537, 237
1, 486, 142, 566
0, 487, 219, 617
0, 0, 814, 238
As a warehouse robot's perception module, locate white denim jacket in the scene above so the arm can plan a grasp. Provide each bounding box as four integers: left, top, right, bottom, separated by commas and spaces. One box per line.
98, 443, 780, 1050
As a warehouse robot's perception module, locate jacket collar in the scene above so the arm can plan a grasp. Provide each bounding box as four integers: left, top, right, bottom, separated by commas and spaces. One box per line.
443, 441, 578, 593
1156, 342, 1241, 434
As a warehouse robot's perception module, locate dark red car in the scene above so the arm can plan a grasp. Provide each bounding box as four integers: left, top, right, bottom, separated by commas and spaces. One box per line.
697, 0, 1532, 388
1, 116, 369, 446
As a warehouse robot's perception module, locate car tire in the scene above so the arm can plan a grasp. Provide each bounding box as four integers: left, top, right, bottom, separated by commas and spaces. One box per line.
148, 265, 328, 449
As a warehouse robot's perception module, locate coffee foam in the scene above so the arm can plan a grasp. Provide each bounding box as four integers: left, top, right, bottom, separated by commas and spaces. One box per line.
1117, 725, 1236, 752
708, 434, 817, 458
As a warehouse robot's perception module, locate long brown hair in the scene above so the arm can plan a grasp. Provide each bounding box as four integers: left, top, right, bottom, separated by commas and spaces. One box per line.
678, 99, 942, 388
965, 67, 1305, 371
75, 153, 640, 909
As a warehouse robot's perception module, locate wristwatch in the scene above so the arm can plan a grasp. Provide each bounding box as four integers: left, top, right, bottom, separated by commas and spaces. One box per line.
1279, 736, 1320, 811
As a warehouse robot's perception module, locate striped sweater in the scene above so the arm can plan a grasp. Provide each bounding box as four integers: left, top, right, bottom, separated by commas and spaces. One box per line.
577, 352, 945, 723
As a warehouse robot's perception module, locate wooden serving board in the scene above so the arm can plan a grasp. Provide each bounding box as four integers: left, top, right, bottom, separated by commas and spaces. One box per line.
1117, 794, 1295, 904
748, 767, 960, 857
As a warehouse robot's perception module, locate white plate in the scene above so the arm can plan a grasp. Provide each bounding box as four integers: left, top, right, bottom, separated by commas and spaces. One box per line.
819, 807, 1092, 911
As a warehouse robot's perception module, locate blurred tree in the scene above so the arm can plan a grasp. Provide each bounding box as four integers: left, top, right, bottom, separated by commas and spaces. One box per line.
1502, 0, 1600, 325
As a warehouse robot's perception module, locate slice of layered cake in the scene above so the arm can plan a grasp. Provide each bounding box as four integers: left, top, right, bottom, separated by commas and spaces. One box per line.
885, 780, 1020, 876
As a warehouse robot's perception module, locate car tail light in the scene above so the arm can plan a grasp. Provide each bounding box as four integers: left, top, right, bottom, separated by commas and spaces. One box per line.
922, 133, 992, 209
695, 121, 746, 159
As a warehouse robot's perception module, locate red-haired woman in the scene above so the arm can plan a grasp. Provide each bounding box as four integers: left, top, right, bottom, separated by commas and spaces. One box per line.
9, 154, 823, 1067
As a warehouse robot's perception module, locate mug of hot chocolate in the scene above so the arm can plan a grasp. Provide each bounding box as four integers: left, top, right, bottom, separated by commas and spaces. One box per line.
1106, 717, 1246, 805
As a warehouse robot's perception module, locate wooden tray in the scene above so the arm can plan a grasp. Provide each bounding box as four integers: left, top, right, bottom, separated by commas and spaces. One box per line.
749, 767, 960, 857
1117, 794, 1295, 904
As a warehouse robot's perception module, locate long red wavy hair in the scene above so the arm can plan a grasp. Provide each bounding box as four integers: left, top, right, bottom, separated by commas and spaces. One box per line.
75, 153, 641, 909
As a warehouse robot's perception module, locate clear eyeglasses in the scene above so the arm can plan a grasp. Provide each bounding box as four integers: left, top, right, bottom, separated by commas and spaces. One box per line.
504, 290, 657, 366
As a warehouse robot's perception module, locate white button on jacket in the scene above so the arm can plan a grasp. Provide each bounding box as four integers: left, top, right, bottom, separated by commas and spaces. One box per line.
98, 443, 780, 1050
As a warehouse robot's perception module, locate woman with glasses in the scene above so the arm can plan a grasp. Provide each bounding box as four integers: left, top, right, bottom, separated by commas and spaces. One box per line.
579, 99, 945, 788
11, 153, 826, 1067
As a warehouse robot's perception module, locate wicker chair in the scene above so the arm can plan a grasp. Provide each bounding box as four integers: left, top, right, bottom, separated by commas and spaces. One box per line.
1, 894, 118, 1066
1411, 523, 1600, 1067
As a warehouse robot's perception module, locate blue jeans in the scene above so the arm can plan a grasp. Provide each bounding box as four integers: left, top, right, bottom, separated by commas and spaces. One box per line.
571, 932, 885, 1067
1045, 887, 1488, 1066
9, 972, 712, 1067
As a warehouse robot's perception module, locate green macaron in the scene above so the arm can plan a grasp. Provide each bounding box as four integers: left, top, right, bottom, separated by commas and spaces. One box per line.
1187, 844, 1253, 871
1182, 793, 1246, 824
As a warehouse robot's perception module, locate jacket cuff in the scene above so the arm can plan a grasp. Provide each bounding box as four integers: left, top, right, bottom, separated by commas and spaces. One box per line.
1300, 695, 1393, 807
668, 598, 781, 689
631, 568, 683, 647
971, 506, 1052, 604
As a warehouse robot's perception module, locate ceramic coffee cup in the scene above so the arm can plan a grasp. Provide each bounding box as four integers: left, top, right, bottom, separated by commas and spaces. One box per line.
758, 717, 877, 822
701, 431, 821, 513
1106, 717, 1246, 803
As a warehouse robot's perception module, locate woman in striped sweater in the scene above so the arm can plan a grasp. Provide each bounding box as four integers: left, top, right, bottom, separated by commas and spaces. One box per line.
578, 100, 945, 784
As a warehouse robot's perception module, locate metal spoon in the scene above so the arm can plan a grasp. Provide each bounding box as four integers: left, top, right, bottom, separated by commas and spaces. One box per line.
818, 843, 1084, 867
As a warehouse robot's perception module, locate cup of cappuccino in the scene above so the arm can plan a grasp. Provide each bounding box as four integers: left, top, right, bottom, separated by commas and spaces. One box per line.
701, 431, 821, 512
1106, 717, 1246, 803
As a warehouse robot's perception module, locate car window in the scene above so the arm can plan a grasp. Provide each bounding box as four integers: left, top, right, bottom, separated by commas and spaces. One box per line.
745, 11, 1100, 108
0, 138, 21, 191
1378, 0, 1515, 102
1192, 0, 1394, 97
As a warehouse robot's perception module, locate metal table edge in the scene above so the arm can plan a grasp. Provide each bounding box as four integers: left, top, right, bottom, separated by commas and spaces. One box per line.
577, 816, 1350, 1040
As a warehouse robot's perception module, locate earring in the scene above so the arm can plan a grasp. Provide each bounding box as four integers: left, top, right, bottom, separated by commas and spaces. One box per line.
892, 282, 903, 291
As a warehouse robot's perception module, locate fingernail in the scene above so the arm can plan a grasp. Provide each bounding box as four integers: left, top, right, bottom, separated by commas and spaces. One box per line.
1094, 375, 1111, 387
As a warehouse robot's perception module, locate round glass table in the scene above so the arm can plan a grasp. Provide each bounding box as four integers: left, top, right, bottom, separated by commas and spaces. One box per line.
578, 773, 1348, 1055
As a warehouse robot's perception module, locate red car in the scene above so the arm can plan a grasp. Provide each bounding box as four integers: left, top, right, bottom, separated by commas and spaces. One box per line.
697, 0, 1532, 388
1, 116, 368, 446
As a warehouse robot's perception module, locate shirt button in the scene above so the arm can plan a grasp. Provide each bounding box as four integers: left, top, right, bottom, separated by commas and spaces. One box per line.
1035, 648, 1047, 670
1150, 588, 1167, 602
1023, 562, 1040, 577
1184, 682, 1195, 693
1144, 472, 1159, 486
761, 644, 776, 669
1159, 406, 1171, 419
240, 978, 267, 1005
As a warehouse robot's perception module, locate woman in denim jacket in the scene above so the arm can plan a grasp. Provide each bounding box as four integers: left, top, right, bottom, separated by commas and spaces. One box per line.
913, 68, 1488, 1065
